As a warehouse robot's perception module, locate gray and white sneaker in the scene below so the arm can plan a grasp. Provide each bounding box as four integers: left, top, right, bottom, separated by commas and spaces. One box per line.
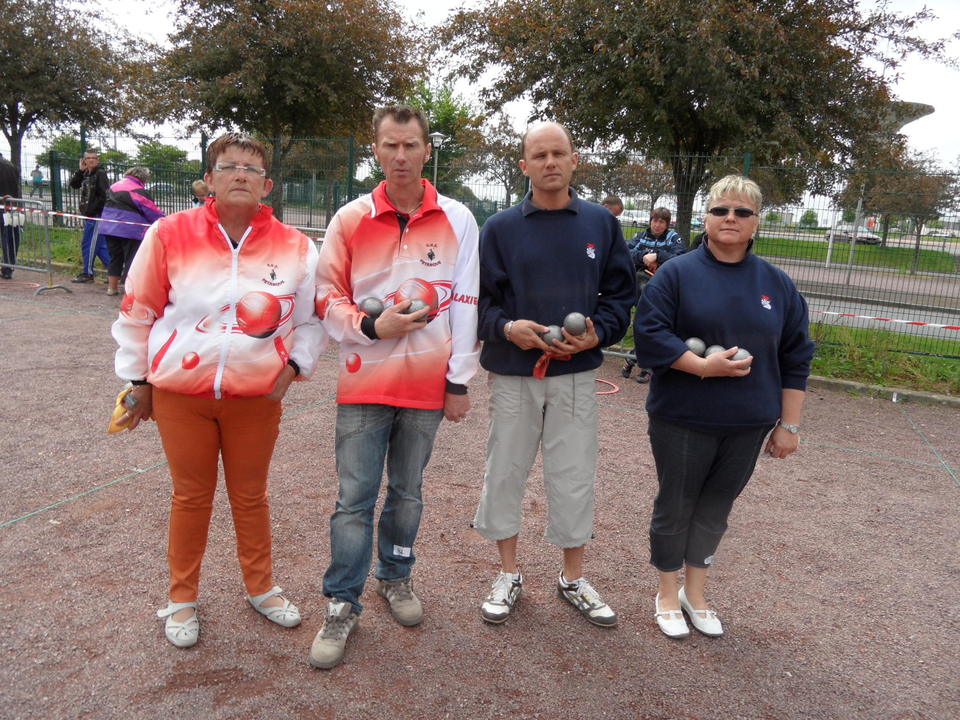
376, 577, 423, 626
309, 600, 359, 669
480, 571, 523, 624
558, 575, 617, 627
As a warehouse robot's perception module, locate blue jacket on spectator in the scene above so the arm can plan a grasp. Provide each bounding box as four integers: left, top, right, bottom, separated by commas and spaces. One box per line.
627, 227, 685, 270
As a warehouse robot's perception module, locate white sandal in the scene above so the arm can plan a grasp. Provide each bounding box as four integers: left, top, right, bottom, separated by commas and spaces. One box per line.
655, 593, 690, 639
679, 586, 724, 637
157, 601, 199, 648
248, 586, 301, 628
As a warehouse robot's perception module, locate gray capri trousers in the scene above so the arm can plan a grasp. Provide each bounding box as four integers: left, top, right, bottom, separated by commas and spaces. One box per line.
473, 370, 598, 548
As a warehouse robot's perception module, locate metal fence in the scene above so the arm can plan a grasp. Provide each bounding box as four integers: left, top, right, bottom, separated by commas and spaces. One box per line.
26, 140, 960, 359
1, 197, 70, 294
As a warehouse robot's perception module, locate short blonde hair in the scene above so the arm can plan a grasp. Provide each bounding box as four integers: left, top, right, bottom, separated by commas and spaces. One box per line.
708, 175, 763, 211
192, 179, 208, 195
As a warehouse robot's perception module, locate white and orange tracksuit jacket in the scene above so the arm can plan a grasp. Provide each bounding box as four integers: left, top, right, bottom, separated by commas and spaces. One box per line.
315, 180, 480, 409
113, 200, 326, 398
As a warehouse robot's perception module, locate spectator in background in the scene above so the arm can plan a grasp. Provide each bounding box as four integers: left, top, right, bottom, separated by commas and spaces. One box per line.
601, 195, 623, 217
0, 152, 21, 280
99, 167, 165, 296
69, 150, 111, 283
192, 179, 209, 206
29, 165, 44, 198
621, 207, 687, 383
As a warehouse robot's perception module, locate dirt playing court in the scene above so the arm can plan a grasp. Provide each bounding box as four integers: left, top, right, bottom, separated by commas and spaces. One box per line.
1, 275, 957, 719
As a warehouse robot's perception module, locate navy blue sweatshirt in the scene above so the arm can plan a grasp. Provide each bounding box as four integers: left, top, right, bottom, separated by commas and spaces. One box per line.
478, 191, 636, 377
633, 240, 814, 432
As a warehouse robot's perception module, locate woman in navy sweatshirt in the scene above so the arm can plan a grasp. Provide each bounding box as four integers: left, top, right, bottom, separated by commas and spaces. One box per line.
633, 175, 814, 639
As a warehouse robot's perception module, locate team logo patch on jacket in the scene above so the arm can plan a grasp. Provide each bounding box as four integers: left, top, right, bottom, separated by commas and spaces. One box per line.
420, 246, 441, 267
586, 243, 596, 259
761, 295, 772, 310
262, 264, 284, 287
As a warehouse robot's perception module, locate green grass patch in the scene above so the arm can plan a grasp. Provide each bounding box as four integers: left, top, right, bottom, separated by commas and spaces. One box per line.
46, 225, 84, 266
809, 322, 960, 395
754, 234, 957, 273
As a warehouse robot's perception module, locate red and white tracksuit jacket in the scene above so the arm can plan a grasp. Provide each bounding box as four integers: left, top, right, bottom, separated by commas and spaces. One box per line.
316, 180, 480, 409
113, 200, 326, 398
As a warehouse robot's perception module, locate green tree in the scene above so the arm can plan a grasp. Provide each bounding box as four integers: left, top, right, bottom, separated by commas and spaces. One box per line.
0, 0, 133, 176
404, 81, 483, 193
36, 134, 85, 167
853, 152, 959, 271
135, 140, 188, 168
154, 0, 422, 219
441, 0, 946, 237
458, 114, 526, 207
799, 210, 819, 228
101, 149, 132, 165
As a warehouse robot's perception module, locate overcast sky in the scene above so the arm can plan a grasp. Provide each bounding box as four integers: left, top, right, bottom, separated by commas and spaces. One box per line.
66, 0, 960, 166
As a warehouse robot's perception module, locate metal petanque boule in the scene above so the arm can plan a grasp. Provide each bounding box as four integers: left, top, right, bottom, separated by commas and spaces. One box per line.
358, 296, 384, 319
705, 344, 726, 356
732, 347, 752, 361
685, 337, 706, 356
540, 325, 564, 345
563, 312, 587, 336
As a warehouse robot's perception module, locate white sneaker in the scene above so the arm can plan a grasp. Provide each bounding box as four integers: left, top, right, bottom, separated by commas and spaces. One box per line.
679, 586, 723, 637
655, 593, 689, 639
309, 600, 359, 669
376, 577, 423, 626
558, 575, 618, 627
480, 571, 523, 624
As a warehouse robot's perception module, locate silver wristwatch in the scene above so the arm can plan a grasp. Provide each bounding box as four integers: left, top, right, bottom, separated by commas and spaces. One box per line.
778, 421, 800, 434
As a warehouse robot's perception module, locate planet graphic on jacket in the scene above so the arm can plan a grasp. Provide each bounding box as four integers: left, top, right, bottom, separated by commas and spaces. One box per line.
346, 353, 362, 373
236, 291, 282, 338
395, 278, 439, 322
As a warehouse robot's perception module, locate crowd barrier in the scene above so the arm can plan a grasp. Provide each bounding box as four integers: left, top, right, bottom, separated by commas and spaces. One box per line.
1, 198, 70, 295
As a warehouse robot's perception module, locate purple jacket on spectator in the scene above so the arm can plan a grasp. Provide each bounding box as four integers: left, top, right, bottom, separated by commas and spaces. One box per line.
99, 176, 164, 240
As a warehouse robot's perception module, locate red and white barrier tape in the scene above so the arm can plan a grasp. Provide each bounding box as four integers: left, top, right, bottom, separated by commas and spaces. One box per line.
2, 204, 151, 228
810, 308, 960, 331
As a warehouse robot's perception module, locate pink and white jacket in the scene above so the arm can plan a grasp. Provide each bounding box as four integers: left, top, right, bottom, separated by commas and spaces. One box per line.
316, 180, 479, 409
113, 200, 326, 398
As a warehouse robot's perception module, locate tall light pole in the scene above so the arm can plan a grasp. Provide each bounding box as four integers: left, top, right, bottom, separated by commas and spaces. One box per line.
429, 131, 448, 188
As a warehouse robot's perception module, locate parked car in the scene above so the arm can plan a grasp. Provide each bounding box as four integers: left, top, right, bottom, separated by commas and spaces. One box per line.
826, 223, 881, 245
922, 228, 958, 238
618, 209, 647, 228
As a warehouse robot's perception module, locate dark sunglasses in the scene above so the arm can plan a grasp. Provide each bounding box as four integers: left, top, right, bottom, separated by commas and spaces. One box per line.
707, 206, 757, 218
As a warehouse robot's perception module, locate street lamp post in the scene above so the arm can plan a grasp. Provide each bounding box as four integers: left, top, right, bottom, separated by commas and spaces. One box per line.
429, 131, 448, 188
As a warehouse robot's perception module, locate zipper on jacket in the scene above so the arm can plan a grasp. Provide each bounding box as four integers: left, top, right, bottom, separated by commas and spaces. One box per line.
213, 224, 252, 399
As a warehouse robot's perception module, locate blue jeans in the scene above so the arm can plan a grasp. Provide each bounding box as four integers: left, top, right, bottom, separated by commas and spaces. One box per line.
80, 219, 110, 274
323, 403, 443, 613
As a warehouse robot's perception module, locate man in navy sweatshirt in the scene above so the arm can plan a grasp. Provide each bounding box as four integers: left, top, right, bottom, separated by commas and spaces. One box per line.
472, 121, 636, 627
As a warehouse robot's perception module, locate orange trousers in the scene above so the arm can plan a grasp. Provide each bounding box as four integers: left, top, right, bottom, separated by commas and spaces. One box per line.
152, 388, 282, 603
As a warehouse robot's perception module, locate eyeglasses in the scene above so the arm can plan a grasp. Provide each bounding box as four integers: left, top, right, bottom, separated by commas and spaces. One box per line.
707, 206, 757, 218
213, 163, 267, 177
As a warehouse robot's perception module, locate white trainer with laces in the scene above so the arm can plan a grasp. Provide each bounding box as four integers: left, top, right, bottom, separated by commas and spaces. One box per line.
480, 571, 523, 624
558, 575, 618, 627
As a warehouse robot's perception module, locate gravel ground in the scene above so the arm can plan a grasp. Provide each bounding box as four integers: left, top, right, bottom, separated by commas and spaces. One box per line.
0, 274, 957, 720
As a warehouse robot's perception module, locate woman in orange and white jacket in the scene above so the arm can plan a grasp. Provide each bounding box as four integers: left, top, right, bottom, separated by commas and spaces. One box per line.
111, 134, 326, 648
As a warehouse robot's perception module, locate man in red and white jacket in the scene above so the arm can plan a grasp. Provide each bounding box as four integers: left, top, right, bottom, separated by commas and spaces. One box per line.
309, 105, 479, 669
